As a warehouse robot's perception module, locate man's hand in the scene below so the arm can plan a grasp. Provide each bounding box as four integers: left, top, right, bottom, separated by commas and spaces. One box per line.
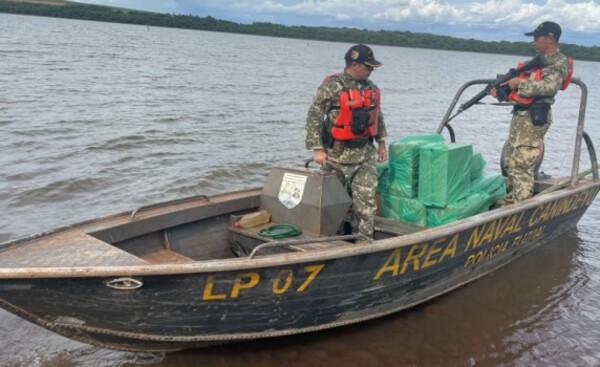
313, 149, 328, 165
504, 77, 522, 90
489, 76, 521, 99
377, 142, 387, 163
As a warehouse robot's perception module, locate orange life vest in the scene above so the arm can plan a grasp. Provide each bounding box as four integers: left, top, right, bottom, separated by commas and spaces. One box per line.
323, 74, 380, 141
508, 57, 574, 106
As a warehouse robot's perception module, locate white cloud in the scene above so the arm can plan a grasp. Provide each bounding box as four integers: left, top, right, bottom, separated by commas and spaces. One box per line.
374, 0, 461, 22
463, 0, 600, 30
237, 0, 600, 33
73, 0, 600, 44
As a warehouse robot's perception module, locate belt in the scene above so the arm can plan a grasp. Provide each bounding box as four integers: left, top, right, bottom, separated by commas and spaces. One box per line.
513, 102, 551, 113
512, 105, 530, 112
342, 137, 372, 148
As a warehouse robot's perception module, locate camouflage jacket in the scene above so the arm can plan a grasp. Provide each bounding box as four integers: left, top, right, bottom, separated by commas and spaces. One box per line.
517, 50, 571, 105
305, 71, 388, 164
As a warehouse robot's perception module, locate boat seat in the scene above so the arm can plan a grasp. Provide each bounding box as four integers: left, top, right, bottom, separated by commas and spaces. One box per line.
140, 249, 195, 263
374, 216, 426, 238
0, 229, 149, 268
533, 177, 560, 193
229, 218, 349, 257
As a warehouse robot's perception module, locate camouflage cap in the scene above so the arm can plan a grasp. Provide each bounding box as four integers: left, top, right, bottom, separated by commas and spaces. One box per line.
344, 44, 382, 68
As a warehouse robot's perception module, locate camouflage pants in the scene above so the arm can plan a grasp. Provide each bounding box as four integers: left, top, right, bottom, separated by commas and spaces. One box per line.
502, 110, 551, 203
327, 157, 377, 238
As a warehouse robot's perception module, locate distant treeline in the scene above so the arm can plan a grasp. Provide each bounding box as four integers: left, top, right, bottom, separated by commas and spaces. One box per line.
2, 0, 599, 62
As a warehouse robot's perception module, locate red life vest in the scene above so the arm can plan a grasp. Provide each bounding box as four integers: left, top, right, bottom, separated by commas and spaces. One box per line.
561, 57, 575, 90
323, 74, 380, 141
508, 57, 574, 106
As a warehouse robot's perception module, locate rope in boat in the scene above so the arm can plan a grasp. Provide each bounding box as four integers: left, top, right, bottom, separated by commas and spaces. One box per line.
258, 224, 302, 239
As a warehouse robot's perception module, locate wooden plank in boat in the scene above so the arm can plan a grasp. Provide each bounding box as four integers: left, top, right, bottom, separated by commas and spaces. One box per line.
0, 230, 149, 268
374, 216, 426, 236
141, 249, 195, 264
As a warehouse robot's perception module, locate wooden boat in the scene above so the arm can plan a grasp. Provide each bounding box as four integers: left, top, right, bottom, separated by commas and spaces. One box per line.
0, 78, 598, 352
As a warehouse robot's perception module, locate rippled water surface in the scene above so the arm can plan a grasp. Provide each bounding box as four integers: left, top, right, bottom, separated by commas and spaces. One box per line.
1, 13, 600, 367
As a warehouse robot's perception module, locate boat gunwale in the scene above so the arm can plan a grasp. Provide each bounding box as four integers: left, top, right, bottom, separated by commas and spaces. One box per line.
0, 179, 598, 279
0, 187, 262, 249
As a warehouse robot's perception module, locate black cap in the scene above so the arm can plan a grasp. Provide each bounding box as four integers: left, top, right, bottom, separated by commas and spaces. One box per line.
524, 21, 562, 41
344, 44, 382, 68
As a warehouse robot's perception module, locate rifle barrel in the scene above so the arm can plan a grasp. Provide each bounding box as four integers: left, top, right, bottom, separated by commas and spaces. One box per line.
449, 54, 545, 123
459, 88, 488, 112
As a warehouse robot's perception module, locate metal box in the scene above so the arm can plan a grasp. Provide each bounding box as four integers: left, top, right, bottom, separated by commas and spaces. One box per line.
260, 167, 352, 236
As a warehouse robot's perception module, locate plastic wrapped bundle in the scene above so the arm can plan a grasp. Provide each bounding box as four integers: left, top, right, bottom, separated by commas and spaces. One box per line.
380, 193, 427, 227
427, 192, 494, 227
471, 172, 507, 200
376, 160, 390, 194
471, 152, 486, 180
388, 134, 445, 198
418, 142, 473, 207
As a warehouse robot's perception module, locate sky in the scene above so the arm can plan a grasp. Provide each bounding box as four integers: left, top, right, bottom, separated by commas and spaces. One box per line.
74, 0, 600, 46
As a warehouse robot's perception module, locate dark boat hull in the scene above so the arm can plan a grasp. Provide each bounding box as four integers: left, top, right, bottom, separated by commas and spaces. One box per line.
0, 184, 597, 351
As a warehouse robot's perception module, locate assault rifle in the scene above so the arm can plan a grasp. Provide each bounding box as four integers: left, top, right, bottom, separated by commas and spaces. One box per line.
449, 54, 547, 121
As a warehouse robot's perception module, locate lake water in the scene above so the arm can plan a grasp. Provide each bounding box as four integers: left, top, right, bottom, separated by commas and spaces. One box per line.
1, 13, 600, 367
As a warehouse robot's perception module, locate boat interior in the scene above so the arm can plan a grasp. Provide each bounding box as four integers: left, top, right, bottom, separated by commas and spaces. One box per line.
90, 175, 559, 264
0, 172, 565, 270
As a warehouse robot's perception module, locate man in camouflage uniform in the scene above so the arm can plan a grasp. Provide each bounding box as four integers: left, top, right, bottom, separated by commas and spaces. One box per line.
305, 44, 388, 239
500, 22, 571, 204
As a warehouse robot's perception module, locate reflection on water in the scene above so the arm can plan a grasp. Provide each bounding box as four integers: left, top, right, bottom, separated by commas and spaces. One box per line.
1, 13, 600, 367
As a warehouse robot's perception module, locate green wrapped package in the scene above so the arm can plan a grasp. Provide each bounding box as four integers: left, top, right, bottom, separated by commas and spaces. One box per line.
418, 142, 473, 207
471, 173, 507, 200
427, 192, 495, 227
388, 134, 444, 198
471, 152, 486, 180
380, 193, 427, 227
376, 160, 390, 194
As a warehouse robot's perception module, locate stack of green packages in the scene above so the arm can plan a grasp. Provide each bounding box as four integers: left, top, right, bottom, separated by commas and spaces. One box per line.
388, 134, 445, 198
418, 142, 473, 207
376, 134, 507, 227
426, 151, 507, 227
378, 134, 444, 226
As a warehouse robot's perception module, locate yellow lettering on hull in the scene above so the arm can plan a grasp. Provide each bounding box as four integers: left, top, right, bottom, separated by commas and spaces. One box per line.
297, 264, 325, 292
202, 276, 228, 300
374, 234, 459, 280
272, 270, 294, 294
464, 241, 508, 266
466, 212, 525, 251
230, 272, 260, 298
529, 188, 600, 227
202, 263, 326, 300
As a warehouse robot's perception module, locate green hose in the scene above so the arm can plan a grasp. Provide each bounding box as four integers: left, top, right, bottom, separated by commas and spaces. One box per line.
258, 224, 302, 239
